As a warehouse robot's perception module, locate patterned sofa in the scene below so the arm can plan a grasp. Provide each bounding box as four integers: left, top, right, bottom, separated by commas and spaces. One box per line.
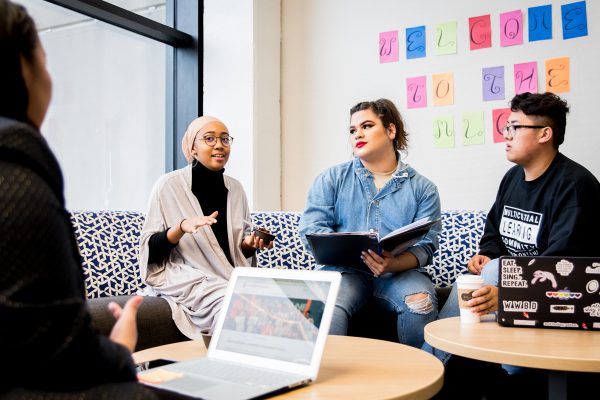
73, 210, 486, 350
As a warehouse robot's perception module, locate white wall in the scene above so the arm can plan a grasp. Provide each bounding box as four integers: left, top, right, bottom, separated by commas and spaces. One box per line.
204, 0, 281, 211
281, 0, 600, 212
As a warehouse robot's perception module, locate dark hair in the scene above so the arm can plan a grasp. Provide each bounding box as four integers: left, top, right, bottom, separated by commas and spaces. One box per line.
350, 98, 408, 152
0, 0, 38, 123
510, 92, 570, 149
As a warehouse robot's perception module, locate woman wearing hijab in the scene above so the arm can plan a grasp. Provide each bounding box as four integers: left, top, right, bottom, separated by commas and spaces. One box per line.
139, 116, 269, 339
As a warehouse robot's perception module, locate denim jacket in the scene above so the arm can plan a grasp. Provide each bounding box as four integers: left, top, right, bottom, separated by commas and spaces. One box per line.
299, 155, 441, 270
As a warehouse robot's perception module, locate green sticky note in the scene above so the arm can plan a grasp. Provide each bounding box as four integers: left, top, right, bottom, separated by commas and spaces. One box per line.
462, 112, 485, 146
435, 21, 457, 55
433, 115, 454, 148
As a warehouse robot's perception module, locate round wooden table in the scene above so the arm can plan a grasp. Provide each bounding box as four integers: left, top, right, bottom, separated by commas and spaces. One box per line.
424, 317, 600, 399
134, 335, 444, 400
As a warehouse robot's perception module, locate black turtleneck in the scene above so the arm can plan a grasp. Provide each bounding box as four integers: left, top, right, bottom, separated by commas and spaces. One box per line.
148, 161, 233, 265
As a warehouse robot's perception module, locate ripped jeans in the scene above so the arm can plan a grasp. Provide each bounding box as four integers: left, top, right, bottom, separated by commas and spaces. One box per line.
321, 266, 437, 348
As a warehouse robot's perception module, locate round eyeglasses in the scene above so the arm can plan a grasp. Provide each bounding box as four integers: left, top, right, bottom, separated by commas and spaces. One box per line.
196, 135, 234, 147
501, 125, 545, 139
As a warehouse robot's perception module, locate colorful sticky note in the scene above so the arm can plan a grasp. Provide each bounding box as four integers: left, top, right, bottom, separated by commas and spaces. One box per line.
406, 76, 427, 109
433, 116, 455, 148
528, 5, 552, 42
492, 108, 511, 143
482, 66, 505, 101
561, 1, 588, 40
545, 57, 570, 93
514, 62, 538, 94
500, 10, 523, 47
435, 22, 457, 55
469, 15, 492, 50
462, 112, 485, 146
379, 31, 399, 63
406, 26, 426, 59
432, 73, 454, 106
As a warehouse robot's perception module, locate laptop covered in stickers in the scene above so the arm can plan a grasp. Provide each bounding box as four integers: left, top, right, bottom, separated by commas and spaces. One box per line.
498, 256, 600, 330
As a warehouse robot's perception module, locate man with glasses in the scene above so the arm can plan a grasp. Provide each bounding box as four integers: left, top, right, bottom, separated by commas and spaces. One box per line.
426, 92, 600, 397
465, 92, 600, 315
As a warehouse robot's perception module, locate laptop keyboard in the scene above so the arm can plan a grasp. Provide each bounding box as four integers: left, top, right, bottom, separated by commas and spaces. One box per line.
171, 358, 305, 388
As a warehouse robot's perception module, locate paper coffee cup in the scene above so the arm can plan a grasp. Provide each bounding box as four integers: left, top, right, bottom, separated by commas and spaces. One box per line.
456, 275, 485, 324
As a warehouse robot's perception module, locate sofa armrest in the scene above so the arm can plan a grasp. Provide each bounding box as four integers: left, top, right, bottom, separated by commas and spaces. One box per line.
87, 295, 188, 352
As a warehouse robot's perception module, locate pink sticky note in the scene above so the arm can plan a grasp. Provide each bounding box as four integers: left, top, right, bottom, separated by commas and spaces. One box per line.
379, 31, 399, 63
406, 76, 427, 108
500, 10, 523, 47
492, 108, 511, 143
469, 15, 492, 50
514, 62, 538, 94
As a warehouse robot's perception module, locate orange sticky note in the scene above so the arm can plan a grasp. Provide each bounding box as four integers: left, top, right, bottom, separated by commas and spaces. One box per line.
138, 368, 184, 384
432, 73, 454, 106
545, 57, 570, 93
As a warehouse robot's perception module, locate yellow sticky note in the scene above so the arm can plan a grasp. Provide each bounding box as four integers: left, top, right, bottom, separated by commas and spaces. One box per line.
545, 57, 570, 93
432, 73, 454, 106
433, 115, 454, 148
462, 112, 485, 146
435, 22, 457, 55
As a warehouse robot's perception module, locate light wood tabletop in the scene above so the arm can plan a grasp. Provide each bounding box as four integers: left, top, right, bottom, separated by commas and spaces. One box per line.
424, 317, 600, 372
134, 335, 444, 400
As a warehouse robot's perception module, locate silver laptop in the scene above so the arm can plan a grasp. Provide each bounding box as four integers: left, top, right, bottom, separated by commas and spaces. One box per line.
139, 267, 341, 400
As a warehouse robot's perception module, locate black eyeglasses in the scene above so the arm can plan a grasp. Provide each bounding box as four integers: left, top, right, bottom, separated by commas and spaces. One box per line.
501, 125, 546, 139
196, 135, 234, 147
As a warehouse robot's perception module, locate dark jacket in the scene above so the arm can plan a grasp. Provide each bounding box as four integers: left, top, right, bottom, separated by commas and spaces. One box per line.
0, 117, 137, 393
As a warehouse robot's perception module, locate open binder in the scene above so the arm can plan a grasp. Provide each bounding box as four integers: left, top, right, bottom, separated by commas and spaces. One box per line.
305, 217, 440, 271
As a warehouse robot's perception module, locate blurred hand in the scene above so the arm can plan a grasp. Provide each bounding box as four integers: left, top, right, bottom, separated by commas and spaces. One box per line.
467, 285, 498, 315
108, 295, 143, 352
467, 254, 491, 275
181, 211, 218, 234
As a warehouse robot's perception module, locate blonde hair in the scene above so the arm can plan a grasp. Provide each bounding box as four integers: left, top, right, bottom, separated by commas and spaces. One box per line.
181, 116, 223, 163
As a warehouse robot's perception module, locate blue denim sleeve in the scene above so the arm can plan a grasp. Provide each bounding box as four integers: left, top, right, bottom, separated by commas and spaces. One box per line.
299, 170, 337, 252
405, 181, 441, 267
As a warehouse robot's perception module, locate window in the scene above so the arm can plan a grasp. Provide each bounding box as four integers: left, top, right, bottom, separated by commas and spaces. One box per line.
19, 0, 197, 211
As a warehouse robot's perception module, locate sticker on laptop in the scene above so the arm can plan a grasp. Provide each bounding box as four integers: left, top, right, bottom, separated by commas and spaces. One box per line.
586, 280, 599, 294
550, 304, 575, 313
546, 289, 582, 300
513, 319, 536, 326
555, 259, 574, 276
501, 261, 528, 288
502, 300, 538, 313
585, 263, 600, 275
531, 270, 557, 288
543, 321, 579, 328
583, 303, 600, 317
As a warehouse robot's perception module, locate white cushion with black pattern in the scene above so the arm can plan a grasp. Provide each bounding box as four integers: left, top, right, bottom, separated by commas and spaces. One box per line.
71, 210, 486, 298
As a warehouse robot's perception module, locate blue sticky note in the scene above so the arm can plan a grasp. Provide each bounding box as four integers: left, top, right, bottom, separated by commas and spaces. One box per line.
528, 5, 552, 42
562, 1, 588, 40
406, 26, 426, 59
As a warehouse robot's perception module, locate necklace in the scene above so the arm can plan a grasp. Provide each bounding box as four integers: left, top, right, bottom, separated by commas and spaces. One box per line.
369, 167, 396, 176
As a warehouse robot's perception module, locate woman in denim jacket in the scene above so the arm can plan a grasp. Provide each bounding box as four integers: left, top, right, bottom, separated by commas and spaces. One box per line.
299, 99, 441, 347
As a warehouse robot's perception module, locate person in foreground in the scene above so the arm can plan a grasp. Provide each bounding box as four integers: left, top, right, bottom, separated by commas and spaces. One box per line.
299, 98, 441, 347
427, 92, 600, 399
0, 0, 154, 397
139, 116, 271, 340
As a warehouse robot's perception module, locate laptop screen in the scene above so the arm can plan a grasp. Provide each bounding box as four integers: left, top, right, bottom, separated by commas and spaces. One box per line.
214, 276, 331, 365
